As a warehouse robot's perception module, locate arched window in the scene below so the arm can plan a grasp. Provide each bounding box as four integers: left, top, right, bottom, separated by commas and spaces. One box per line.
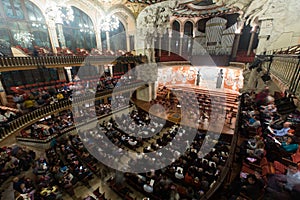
0, 0, 50, 50
184, 21, 193, 36
109, 20, 126, 52
183, 21, 193, 56
62, 6, 96, 51
171, 20, 180, 54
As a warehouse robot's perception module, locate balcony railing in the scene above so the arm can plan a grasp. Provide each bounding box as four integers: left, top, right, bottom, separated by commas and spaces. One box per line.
261, 54, 300, 97
0, 81, 146, 142
0, 55, 147, 71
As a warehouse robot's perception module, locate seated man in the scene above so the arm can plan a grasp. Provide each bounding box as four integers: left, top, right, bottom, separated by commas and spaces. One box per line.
267, 163, 300, 198
268, 122, 294, 137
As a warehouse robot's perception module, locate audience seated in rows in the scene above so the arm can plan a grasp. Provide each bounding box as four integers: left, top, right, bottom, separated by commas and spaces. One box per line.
230, 87, 300, 199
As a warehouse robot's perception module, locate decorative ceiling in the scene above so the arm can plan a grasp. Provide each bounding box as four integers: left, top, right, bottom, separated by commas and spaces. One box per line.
88, 0, 241, 19
173, 0, 239, 18
125, 2, 148, 18
173, 6, 239, 18
127, 0, 167, 5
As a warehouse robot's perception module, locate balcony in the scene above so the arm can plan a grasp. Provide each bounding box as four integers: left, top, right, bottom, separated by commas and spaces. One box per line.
0, 55, 147, 72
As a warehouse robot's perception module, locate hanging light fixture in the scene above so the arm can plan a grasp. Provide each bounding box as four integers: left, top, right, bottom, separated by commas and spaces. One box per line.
79, 23, 94, 34
14, 32, 34, 47
45, 1, 74, 24
99, 15, 119, 32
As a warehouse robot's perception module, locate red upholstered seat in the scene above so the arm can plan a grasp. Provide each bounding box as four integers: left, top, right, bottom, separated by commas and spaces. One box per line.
274, 161, 287, 174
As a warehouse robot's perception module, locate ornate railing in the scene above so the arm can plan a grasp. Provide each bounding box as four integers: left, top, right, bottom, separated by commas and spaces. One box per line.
15, 105, 131, 146
261, 54, 300, 96
0, 81, 146, 142
0, 55, 147, 71
266, 44, 300, 55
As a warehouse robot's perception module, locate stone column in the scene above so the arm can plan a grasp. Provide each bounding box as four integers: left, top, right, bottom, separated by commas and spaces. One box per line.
246, 68, 260, 90
231, 33, 241, 58
56, 23, 66, 48
126, 34, 131, 52
46, 20, 59, 54
108, 64, 113, 77
94, 28, 102, 50
179, 32, 184, 56
106, 31, 111, 51
57, 68, 67, 81
64, 67, 73, 82
247, 26, 257, 56
136, 83, 152, 102
158, 35, 162, 57
144, 40, 147, 55
232, 19, 244, 58
168, 29, 172, 56
151, 39, 155, 62
152, 81, 158, 100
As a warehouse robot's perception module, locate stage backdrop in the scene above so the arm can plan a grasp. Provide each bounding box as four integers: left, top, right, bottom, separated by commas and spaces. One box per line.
157, 66, 243, 92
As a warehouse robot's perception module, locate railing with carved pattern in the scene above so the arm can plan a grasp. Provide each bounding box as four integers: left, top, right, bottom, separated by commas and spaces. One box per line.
0, 55, 147, 71
261, 54, 300, 96
0, 81, 147, 142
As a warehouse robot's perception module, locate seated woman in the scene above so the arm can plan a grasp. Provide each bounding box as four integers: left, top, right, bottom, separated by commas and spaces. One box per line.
246, 140, 265, 159
282, 136, 299, 153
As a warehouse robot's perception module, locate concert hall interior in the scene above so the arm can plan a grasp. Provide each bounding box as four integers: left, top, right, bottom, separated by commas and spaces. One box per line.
0, 0, 300, 200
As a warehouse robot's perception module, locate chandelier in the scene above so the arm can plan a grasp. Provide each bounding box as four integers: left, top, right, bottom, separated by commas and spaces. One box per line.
99, 15, 119, 32
45, 2, 74, 24
14, 32, 34, 47
79, 23, 94, 34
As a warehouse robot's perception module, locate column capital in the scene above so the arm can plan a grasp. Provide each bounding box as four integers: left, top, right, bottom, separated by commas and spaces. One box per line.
46, 20, 56, 29
94, 28, 101, 35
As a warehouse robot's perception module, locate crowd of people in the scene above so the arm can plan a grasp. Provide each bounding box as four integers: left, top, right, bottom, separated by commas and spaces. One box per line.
151, 86, 237, 128
19, 110, 73, 140
12, 84, 72, 114
226, 87, 300, 200
18, 94, 132, 140
77, 108, 232, 199
5, 131, 102, 200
